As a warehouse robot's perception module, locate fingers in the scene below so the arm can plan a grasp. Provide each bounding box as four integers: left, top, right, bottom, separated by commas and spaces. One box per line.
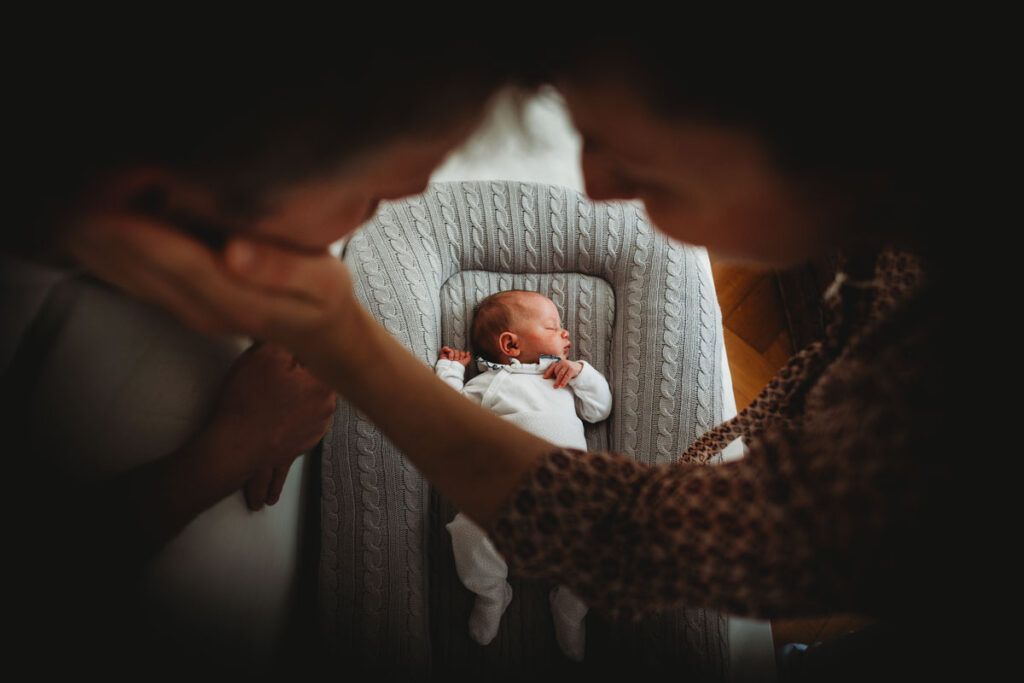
545, 360, 570, 386
554, 364, 573, 388
244, 468, 274, 511
439, 347, 470, 364
224, 238, 343, 304
70, 215, 338, 340
67, 214, 237, 335
267, 464, 290, 505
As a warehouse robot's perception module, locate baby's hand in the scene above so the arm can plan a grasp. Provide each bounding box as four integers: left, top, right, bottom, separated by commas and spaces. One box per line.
439, 346, 472, 367
544, 359, 584, 389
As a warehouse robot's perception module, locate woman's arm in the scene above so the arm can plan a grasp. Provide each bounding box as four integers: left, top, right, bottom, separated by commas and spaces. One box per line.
58, 214, 956, 625
481, 286, 956, 623
482, 420, 951, 625
311, 302, 558, 527
62, 219, 559, 528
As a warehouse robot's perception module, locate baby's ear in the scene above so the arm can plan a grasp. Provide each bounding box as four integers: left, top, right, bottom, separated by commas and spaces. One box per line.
498, 331, 519, 356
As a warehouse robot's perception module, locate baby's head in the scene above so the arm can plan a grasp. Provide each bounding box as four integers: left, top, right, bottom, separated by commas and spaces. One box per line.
471, 290, 571, 365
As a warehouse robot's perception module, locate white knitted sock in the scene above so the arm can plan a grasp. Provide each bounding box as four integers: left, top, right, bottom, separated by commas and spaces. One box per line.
468, 582, 513, 646
549, 585, 588, 662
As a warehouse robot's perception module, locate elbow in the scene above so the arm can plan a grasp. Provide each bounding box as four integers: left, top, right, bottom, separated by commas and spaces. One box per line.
583, 406, 612, 424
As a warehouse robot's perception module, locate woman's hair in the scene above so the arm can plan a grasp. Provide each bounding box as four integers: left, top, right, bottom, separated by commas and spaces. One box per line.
522, 38, 953, 267
530, 38, 944, 175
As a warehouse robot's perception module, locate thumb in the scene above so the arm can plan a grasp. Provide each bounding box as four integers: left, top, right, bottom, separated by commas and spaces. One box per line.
224, 237, 340, 302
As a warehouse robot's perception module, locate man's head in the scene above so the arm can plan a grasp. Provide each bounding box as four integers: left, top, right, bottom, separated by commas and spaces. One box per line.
471, 290, 571, 364
8, 43, 549, 260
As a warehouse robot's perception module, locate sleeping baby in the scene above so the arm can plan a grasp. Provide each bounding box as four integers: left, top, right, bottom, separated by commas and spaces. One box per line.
435, 289, 613, 662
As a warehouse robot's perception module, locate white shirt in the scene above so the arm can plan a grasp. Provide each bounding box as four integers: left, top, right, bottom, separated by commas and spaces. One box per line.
435, 355, 613, 450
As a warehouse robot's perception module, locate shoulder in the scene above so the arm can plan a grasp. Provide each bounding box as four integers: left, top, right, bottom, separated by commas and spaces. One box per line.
803, 251, 952, 473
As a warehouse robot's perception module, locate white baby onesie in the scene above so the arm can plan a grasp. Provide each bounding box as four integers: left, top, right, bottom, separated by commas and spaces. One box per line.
435, 354, 613, 661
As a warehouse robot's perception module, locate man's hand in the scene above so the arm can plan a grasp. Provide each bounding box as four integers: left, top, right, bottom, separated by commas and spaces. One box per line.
206, 342, 337, 510
543, 359, 584, 389
439, 346, 472, 368
243, 466, 291, 511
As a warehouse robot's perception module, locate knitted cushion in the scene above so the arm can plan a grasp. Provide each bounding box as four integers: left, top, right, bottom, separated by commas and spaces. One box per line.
321, 180, 730, 679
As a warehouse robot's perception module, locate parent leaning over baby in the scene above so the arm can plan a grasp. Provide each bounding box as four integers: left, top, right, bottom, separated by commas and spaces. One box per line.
24, 35, 982, 679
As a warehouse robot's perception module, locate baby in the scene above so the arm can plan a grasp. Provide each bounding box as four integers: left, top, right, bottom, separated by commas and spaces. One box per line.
435, 289, 613, 662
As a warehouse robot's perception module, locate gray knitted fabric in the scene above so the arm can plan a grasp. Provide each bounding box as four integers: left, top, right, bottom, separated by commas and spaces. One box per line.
320, 180, 730, 679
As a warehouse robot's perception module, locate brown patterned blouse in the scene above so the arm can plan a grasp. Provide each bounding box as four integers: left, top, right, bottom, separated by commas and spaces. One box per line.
482, 242, 960, 625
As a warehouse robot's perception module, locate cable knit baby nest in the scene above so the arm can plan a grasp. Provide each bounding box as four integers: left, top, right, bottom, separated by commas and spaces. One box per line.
319, 180, 731, 680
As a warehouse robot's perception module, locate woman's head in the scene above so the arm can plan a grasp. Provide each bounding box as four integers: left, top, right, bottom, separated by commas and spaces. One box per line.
536, 41, 944, 269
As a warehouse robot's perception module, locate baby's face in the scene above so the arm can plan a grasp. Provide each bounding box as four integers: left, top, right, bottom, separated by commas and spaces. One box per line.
507, 293, 571, 363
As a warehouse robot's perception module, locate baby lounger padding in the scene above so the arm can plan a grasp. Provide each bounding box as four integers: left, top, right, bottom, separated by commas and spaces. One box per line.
320, 180, 730, 679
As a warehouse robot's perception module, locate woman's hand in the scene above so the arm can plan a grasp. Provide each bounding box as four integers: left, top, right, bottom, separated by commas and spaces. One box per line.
62, 212, 356, 354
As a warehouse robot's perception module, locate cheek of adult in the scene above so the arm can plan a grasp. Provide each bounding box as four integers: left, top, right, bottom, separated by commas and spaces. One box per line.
59, 109, 489, 346
246, 116, 483, 250
558, 76, 850, 271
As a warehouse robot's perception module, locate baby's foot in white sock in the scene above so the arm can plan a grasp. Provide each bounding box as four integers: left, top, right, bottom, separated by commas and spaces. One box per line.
549, 585, 588, 662
468, 582, 513, 646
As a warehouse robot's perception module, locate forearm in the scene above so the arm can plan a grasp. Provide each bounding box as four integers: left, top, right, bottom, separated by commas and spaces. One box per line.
434, 359, 468, 392
569, 360, 613, 422
303, 304, 556, 527
483, 441, 842, 623
72, 426, 254, 571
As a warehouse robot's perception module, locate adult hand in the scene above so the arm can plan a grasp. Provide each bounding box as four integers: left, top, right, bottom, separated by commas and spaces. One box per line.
244, 465, 291, 511
543, 359, 584, 389
206, 342, 337, 503
62, 212, 356, 353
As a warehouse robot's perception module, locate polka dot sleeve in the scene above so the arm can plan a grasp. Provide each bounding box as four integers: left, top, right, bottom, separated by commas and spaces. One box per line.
482, 244, 951, 624
482, 413, 946, 624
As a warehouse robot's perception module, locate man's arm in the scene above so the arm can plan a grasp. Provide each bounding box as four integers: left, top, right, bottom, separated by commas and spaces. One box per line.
69, 426, 259, 575
54, 343, 335, 579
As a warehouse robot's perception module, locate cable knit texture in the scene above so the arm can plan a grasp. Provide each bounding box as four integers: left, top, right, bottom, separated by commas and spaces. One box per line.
483, 244, 957, 630
320, 180, 728, 679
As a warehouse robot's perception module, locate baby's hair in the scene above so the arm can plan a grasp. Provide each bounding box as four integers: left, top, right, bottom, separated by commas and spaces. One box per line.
470, 289, 537, 363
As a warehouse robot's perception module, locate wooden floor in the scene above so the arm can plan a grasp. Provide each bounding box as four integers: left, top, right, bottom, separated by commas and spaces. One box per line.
708, 255, 875, 666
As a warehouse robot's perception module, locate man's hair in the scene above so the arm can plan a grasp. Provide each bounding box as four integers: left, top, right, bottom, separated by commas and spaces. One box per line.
470, 290, 536, 363
8, 39, 549, 257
